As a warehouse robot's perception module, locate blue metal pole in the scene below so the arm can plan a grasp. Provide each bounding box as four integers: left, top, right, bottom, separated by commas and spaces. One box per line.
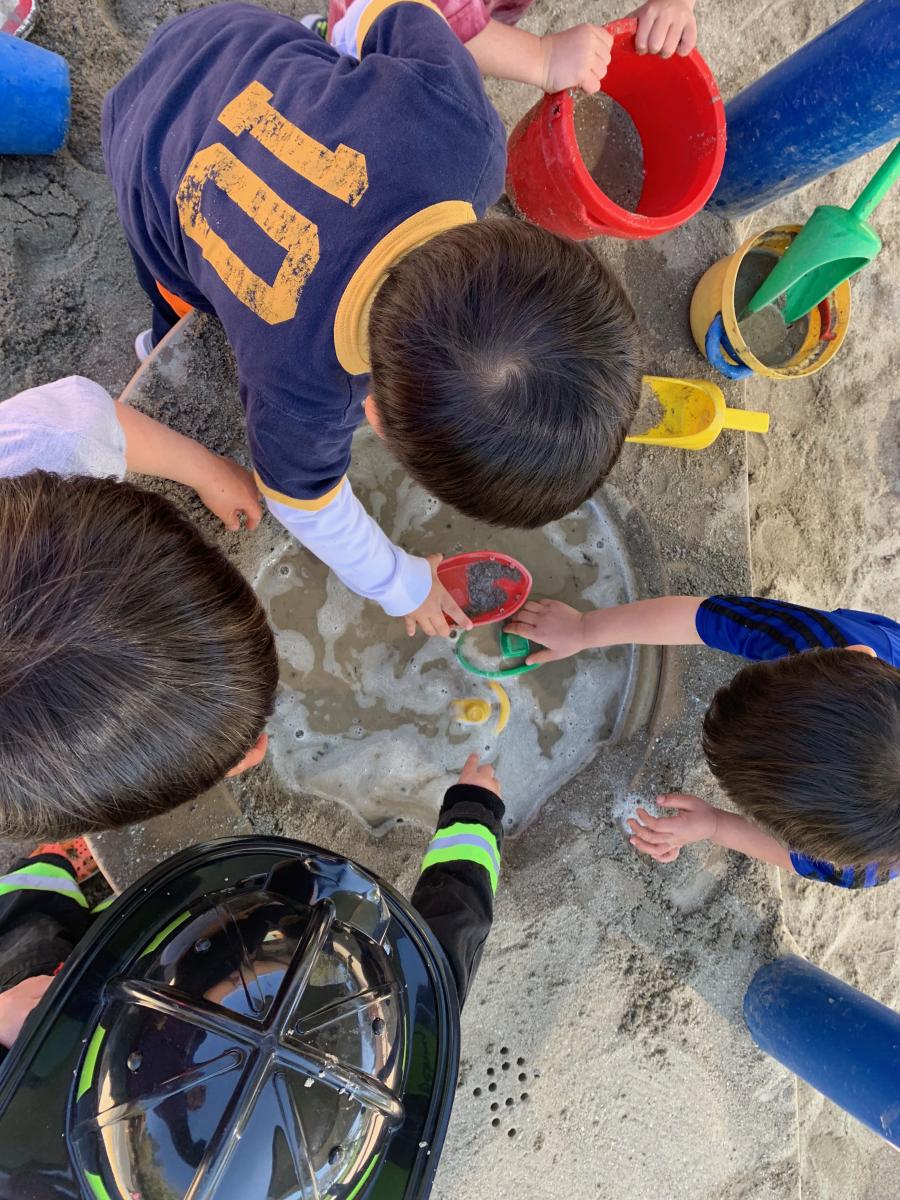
709, 0, 900, 218
744, 955, 900, 1147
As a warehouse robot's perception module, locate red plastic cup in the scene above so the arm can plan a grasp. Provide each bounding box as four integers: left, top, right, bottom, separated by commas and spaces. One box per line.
506, 18, 726, 240
437, 552, 532, 626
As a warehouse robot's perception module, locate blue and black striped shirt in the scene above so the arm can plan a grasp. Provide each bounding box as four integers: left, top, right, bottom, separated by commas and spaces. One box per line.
696, 595, 900, 890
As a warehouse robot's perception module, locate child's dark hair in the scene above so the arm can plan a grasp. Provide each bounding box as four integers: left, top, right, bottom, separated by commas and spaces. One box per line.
369, 218, 642, 528
0, 471, 278, 841
702, 648, 900, 866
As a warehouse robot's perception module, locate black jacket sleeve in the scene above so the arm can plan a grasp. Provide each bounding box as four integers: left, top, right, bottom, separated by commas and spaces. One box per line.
411, 783, 504, 1009
0, 854, 94, 992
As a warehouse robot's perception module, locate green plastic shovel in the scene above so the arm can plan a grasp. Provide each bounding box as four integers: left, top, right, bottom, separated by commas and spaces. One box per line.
744, 141, 900, 324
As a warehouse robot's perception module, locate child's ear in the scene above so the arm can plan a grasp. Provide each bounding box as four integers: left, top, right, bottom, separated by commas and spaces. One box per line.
846, 644, 877, 657
364, 395, 385, 439
226, 732, 269, 777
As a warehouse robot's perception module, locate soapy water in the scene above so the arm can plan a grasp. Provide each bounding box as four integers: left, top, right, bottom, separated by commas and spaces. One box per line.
255, 427, 640, 836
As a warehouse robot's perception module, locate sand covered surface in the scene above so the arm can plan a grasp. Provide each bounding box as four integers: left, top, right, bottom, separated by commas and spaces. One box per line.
1, 0, 898, 1196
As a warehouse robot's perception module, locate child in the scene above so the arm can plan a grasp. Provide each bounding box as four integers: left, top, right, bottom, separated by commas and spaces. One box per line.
0, 754, 504, 1058
328, 0, 697, 95
0, 377, 279, 840
102, 1, 642, 639
1, 375, 262, 531
506, 593, 900, 889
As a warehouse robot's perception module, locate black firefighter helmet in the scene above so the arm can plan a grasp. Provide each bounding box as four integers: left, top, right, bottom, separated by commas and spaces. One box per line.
0, 837, 461, 1200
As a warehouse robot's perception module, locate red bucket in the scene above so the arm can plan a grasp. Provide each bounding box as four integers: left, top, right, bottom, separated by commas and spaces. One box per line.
506, 18, 725, 240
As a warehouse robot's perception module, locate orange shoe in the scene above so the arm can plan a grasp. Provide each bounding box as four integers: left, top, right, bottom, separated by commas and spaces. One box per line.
33, 836, 97, 882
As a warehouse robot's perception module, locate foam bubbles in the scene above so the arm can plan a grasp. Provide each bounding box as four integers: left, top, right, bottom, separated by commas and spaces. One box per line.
255, 427, 640, 836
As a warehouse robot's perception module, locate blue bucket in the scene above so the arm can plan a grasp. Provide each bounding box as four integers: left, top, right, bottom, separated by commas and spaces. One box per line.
0, 32, 71, 155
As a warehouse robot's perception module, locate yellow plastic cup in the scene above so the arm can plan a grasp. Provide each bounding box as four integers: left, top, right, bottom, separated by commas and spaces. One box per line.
690, 225, 851, 381
626, 376, 769, 451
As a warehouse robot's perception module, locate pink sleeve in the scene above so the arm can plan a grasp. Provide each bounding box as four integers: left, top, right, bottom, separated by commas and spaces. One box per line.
440, 0, 492, 42
328, 0, 492, 47
326, 0, 350, 37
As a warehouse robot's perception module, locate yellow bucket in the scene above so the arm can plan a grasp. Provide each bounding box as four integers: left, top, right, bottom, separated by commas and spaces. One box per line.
689, 225, 851, 381
626, 376, 769, 451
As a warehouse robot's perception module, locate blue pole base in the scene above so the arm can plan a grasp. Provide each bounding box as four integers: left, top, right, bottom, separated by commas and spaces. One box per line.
745, 955, 900, 1147
0, 33, 71, 156
709, 0, 900, 218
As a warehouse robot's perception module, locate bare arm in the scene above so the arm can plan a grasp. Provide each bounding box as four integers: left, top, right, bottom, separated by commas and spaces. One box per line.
466, 19, 612, 92
628, 794, 794, 872
506, 595, 704, 664
115, 402, 262, 530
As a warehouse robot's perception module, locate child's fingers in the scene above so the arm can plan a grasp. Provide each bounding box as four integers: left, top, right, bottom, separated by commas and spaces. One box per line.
245, 497, 263, 530
655, 793, 696, 811
441, 591, 473, 633
405, 615, 417, 637
659, 20, 682, 57
647, 17, 670, 54
580, 73, 603, 95
627, 822, 672, 847
656, 847, 680, 863
629, 835, 672, 860
634, 805, 672, 831
503, 619, 533, 636
634, 12, 657, 53
525, 647, 564, 666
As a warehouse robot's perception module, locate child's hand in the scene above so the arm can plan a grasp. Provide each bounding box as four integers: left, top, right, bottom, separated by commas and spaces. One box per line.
505, 599, 587, 664
540, 24, 613, 93
0, 975, 54, 1049
459, 752, 502, 798
627, 793, 718, 862
195, 456, 263, 531
404, 554, 474, 638
631, 0, 697, 57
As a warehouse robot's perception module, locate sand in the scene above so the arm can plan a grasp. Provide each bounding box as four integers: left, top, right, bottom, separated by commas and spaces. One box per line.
1, 0, 899, 1197
735, 250, 811, 367
572, 91, 644, 210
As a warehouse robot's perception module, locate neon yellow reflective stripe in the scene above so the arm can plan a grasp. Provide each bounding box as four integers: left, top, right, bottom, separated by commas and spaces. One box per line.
437, 822, 500, 864
77, 1025, 106, 1100
138, 910, 192, 959
85, 1171, 113, 1200
91, 894, 116, 913
421, 844, 499, 895
0, 862, 87, 907
345, 1153, 379, 1200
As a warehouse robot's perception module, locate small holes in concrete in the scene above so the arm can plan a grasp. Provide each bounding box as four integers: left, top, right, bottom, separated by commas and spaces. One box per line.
473, 1087, 482, 1097
508, 1128, 516, 1139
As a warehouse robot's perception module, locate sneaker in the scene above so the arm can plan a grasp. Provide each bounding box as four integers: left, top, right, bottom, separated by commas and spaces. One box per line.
134, 328, 154, 363
300, 12, 328, 39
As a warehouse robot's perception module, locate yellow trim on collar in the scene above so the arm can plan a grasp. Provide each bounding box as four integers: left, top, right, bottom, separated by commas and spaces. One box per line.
255, 472, 346, 511
333, 200, 477, 376
355, 0, 445, 57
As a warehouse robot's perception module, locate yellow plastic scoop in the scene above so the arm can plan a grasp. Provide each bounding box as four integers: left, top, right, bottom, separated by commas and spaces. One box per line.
626, 376, 769, 451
